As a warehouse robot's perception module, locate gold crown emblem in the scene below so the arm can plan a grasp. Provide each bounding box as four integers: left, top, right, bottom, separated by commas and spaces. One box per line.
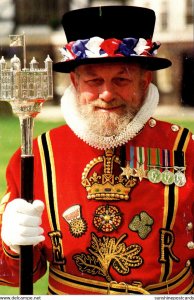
81, 149, 137, 201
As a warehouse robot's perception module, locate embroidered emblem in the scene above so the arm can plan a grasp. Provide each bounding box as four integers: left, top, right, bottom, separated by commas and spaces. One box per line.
63, 205, 87, 237
93, 204, 122, 233
73, 233, 143, 282
81, 149, 138, 201
129, 211, 154, 239
48, 230, 66, 264
159, 228, 179, 264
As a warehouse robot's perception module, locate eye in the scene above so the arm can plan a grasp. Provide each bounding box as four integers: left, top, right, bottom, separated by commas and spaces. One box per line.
113, 77, 131, 86
85, 78, 103, 87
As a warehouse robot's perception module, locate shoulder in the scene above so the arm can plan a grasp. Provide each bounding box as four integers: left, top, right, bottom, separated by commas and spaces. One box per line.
148, 118, 184, 132
151, 118, 193, 140
34, 124, 89, 153
147, 118, 192, 135
34, 124, 71, 142
137, 118, 194, 150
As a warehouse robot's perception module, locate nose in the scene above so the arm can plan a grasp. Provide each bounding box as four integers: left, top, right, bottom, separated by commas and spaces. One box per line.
98, 83, 115, 102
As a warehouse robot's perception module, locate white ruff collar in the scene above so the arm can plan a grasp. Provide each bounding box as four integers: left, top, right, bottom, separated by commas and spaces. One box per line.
61, 83, 159, 149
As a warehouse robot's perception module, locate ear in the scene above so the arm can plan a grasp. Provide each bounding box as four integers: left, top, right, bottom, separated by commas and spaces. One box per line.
70, 71, 77, 88
143, 71, 152, 91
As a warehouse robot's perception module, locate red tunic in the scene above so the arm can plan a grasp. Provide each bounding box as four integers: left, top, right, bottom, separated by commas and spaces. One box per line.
0, 118, 194, 294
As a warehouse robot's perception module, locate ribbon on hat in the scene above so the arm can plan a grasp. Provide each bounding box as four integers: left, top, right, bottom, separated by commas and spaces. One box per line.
60, 36, 161, 62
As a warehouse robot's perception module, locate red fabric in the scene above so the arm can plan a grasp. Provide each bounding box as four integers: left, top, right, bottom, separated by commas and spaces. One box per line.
0, 119, 194, 293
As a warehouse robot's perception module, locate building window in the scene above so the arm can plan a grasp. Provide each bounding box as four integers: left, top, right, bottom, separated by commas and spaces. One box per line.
186, 0, 193, 25
15, 0, 69, 28
88, 0, 129, 6
160, 0, 168, 31
143, 2, 150, 9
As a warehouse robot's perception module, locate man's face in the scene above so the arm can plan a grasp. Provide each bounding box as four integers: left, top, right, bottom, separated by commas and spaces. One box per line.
70, 62, 152, 136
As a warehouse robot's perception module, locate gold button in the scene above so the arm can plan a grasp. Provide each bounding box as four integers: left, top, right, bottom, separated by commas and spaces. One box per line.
187, 222, 193, 231
171, 124, 179, 132
186, 260, 191, 267
149, 119, 156, 128
187, 241, 194, 249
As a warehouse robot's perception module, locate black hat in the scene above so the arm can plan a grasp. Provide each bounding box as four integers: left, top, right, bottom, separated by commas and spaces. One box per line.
53, 6, 172, 73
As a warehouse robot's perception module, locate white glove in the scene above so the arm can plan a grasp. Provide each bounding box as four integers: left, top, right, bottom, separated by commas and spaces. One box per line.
1, 198, 45, 254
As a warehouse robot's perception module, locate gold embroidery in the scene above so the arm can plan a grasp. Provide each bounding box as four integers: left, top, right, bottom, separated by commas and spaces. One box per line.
93, 204, 122, 233
68, 218, 87, 237
63, 205, 87, 237
81, 149, 138, 201
159, 228, 179, 264
73, 233, 143, 282
129, 211, 154, 239
48, 230, 66, 265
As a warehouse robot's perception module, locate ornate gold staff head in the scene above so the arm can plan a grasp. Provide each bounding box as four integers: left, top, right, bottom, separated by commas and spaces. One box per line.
0, 33, 53, 119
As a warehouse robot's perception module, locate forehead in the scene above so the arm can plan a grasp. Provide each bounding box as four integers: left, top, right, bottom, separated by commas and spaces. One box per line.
75, 62, 142, 75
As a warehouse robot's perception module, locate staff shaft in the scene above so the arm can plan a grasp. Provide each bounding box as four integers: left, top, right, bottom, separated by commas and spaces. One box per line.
19, 117, 34, 295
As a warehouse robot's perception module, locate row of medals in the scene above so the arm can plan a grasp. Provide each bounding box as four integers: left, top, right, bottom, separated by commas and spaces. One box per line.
123, 164, 186, 187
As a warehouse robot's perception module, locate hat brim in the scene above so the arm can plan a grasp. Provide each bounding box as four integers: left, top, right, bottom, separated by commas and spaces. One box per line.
53, 56, 172, 73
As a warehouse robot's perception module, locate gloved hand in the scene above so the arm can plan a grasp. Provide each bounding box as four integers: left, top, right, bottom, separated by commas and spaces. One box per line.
1, 198, 45, 254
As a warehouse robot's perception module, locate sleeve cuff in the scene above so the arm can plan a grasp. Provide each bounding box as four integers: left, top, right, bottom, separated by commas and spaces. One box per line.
2, 241, 20, 259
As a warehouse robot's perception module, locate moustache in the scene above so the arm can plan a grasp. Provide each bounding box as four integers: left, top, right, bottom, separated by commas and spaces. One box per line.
89, 99, 126, 109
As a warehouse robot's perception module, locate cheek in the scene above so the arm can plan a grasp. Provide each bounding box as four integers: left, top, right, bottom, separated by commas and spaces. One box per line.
130, 82, 147, 104
119, 87, 136, 103
123, 89, 144, 107
78, 91, 99, 105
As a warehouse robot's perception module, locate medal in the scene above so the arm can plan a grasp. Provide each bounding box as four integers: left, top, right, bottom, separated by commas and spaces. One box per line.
120, 161, 133, 179
119, 146, 187, 188
63, 205, 87, 237
161, 169, 175, 185
174, 151, 186, 187
134, 147, 147, 181
161, 149, 174, 185
121, 146, 135, 179
147, 148, 161, 183
134, 165, 147, 181
147, 168, 161, 183
174, 168, 186, 187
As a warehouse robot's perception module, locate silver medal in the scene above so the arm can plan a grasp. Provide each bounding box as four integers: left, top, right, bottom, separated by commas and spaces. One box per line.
174, 171, 186, 187
147, 169, 161, 183
161, 169, 175, 185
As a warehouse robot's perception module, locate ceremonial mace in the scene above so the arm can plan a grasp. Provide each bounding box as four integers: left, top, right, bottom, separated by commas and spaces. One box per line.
0, 34, 53, 294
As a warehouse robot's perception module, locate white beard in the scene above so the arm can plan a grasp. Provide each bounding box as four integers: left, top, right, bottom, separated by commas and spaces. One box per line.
77, 97, 138, 137
61, 83, 159, 149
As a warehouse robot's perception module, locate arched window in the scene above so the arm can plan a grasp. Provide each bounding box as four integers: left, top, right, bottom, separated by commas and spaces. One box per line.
15, 0, 69, 28
186, 0, 193, 25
